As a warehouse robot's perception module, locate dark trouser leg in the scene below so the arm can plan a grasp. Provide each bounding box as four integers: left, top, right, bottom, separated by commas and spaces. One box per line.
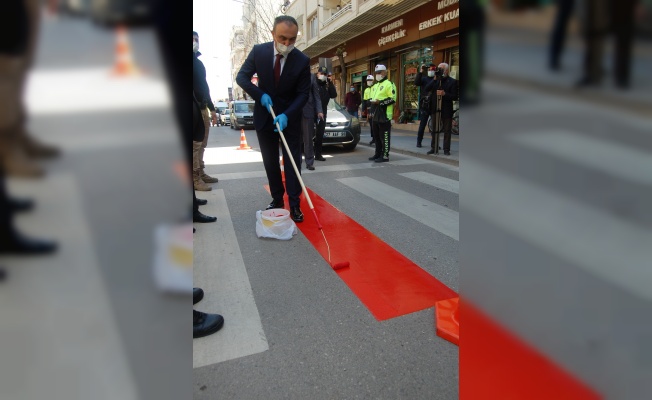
442, 117, 452, 152
300, 116, 315, 167
416, 115, 428, 145
612, 0, 634, 87
279, 128, 302, 207
314, 119, 325, 157
0, 169, 12, 240
372, 121, 382, 158
257, 128, 284, 202
549, 0, 575, 68
378, 121, 391, 159
430, 112, 441, 153
369, 118, 374, 140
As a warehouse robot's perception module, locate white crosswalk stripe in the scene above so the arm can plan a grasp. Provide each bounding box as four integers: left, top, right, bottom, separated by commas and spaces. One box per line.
510, 130, 652, 186
463, 155, 652, 301
399, 171, 459, 194
337, 176, 459, 241
193, 189, 269, 368
1, 174, 138, 400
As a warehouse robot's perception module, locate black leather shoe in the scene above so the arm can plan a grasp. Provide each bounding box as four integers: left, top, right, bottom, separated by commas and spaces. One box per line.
193, 211, 217, 223
444, 151, 451, 156
266, 199, 284, 210
196, 198, 208, 206
369, 140, 375, 146
427, 149, 435, 155
0, 231, 57, 255
193, 288, 204, 305
315, 155, 326, 161
8, 197, 34, 213
307, 165, 315, 170
290, 206, 304, 223
368, 156, 379, 161
193, 310, 224, 338
416, 143, 422, 148
374, 158, 389, 163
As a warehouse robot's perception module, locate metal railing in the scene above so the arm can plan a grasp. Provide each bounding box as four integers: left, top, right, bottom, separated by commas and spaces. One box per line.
322, 3, 353, 27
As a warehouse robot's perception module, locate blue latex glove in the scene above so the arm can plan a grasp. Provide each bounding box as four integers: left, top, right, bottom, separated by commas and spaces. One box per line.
261, 94, 273, 112
273, 113, 288, 132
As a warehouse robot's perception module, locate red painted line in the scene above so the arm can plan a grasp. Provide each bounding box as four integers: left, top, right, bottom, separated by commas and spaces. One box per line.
264, 185, 457, 321
461, 301, 601, 399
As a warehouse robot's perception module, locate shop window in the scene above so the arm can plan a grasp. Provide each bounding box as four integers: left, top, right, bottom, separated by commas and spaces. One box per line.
401, 47, 435, 121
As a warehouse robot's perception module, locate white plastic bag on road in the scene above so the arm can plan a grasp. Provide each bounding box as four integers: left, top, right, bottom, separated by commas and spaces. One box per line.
255, 209, 297, 240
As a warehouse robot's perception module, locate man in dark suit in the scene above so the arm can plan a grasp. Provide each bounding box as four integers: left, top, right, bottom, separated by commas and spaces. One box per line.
424, 63, 458, 156
236, 16, 311, 223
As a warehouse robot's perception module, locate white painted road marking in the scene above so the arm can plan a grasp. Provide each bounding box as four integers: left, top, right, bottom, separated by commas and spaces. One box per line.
511, 130, 652, 186
193, 189, 269, 368
1, 174, 138, 400
399, 171, 459, 194
463, 157, 652, 301
337, 177, 459, 241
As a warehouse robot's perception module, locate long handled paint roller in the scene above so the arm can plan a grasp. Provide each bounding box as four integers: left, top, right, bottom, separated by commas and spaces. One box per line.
267, 105, 349, 271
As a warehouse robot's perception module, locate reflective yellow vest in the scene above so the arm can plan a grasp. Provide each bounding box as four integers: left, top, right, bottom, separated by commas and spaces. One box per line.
371, 78, 395, 120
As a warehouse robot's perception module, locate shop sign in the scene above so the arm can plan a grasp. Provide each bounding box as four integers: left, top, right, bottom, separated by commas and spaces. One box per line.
418, 8, 459, 31
437, 0, 459, 10
378, 19, 407, 47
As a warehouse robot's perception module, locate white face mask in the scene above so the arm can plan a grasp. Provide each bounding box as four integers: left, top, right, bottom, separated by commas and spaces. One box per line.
375, 74, 383, 81
350, 88, 355, 92
367, 80, 373, 86
318, 74, 327, 82
427, 71, 435, 77
193, 42, 199, 53
276, 42, 294, 57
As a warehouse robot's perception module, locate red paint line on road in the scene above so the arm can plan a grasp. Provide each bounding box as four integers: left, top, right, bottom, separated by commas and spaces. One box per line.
461, 301, 601, 399
264, 185, 457, 321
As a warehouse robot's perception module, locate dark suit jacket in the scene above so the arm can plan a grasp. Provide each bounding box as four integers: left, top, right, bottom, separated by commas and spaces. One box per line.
236, 42, 311, 132
424, 76, 458, 118
302, 74, 323, 119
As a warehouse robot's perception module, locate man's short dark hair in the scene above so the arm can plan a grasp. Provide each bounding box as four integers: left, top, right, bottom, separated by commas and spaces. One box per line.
273, 16, 298, 29
193, 31, 198, 37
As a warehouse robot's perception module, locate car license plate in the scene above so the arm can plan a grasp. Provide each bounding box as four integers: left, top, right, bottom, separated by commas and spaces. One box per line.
325, 132, 346, 137
246, 121, 253, 124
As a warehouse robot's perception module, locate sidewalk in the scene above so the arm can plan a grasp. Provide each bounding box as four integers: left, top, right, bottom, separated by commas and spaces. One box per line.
358, 123, 460, 166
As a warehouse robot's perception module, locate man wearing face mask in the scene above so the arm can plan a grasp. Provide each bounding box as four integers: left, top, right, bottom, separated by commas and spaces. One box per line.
414, 63, 436, 148
424, 63, 458, 156
236, 16, 311, 223
361, 75, 376, 145
344, 84, 361, 118
192, 31, 219, 192
313, 66, 337, 162
369, 65, 396, 163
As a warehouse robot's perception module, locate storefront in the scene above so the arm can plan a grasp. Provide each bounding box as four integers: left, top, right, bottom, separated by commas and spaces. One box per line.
309, 0, 459, 122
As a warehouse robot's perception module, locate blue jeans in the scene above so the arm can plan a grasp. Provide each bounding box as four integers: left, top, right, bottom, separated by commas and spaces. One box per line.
348, 110, 358, 118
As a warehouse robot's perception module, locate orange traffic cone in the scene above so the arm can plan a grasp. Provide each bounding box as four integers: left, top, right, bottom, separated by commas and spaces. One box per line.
236, 129, 251, 150
435, 297, 459, 345
111, 26, 141, 76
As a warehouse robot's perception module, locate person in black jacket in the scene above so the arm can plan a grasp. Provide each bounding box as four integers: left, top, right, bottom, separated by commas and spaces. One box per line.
192, 31, 219, 191
0, 0, 57, 279
313, 66, 337, 161
413, 63, 436, 148
424, 63, 458, 156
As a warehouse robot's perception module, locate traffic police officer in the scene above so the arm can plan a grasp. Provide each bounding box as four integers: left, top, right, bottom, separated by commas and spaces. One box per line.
369, 65, 395, 163
362, 74, 376, 145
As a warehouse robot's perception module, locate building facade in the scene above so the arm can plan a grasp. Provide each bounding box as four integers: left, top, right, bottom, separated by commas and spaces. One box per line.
286, 0, 459, 122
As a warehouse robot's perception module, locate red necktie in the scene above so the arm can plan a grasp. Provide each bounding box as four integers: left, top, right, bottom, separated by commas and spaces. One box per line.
274, 54, 283, 86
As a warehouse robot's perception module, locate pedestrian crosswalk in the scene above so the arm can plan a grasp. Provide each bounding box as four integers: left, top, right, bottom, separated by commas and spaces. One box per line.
193, 156, 460, 369
337, 177, 459, 241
